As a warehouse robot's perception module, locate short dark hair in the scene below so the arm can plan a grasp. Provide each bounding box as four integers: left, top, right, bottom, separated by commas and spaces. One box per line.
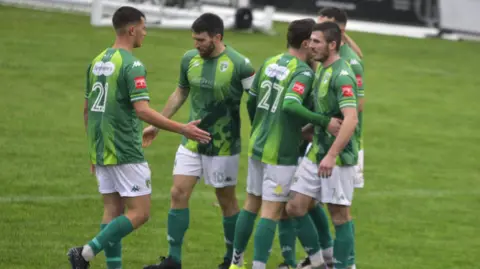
191, 13, 224, 39
312, 22, 342, 51
112, 6, 145, 32
287, 18, 315, 49
319, 7, 347, 24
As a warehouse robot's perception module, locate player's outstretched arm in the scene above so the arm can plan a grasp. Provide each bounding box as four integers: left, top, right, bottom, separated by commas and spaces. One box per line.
134, 100, 210, 144
143, 86, 190, 142
161, 86, 190, 119
343, 33, 363, 59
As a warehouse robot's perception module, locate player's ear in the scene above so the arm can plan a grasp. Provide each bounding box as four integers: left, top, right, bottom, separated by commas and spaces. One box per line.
128, 25, 135, 36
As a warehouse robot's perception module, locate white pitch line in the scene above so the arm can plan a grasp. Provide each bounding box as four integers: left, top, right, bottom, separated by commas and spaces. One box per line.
0, 189, 478, 204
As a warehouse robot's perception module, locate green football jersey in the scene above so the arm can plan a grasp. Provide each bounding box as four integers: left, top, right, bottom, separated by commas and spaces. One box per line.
340, 44, 365, 150
178, 46, 255, 156
85, 48, 150, 165
306, 59, 358, 166
248, 53, 314, 165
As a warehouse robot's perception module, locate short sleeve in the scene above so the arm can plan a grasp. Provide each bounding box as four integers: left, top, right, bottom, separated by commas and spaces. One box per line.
284, 70, 314, 105
349, 58, 364, 97
239, 57, 256, 90
178, 54, 191, 89
126, 61, 150, 103
85, 64, 91, 99
334, 73, 357, 109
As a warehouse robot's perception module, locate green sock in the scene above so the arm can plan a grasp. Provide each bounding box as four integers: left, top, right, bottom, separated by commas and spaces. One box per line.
346, 221, 356, 266
167, 208, 189, 263
223, 212, 239, 261
88, 215, 133, 256
233, 209, 257, 253
308, 204, 333, 249
253, 218, 277, 263
294, 214, 321, 256
333, 221, 354, 269
279, 218, 297, 268
101, 223, 122, 269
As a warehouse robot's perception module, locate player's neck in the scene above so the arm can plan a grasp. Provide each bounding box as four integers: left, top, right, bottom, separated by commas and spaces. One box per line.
209, 43, 226, 58
112, 38, 134, 52
288, 48, 307, 62
322, 53, 340, 67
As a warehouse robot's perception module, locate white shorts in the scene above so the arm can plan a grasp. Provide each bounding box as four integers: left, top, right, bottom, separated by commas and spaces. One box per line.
246, 157, 297, 202
354, 149, 364, 188
290, 158, 355, 206
95, 162, 151, 197
173, 145, 239, 188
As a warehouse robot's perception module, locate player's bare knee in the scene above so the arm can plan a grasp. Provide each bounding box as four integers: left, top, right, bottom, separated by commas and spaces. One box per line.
286, 200, 307, 217
260, 201, 284, 220
170, 185, 191, 206
327, 204, 351, 225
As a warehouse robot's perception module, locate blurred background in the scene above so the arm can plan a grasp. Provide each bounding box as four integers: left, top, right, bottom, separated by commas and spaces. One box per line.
0, 0, 479, 268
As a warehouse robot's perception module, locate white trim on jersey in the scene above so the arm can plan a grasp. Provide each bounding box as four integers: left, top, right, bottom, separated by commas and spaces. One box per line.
241, 74, 255, 90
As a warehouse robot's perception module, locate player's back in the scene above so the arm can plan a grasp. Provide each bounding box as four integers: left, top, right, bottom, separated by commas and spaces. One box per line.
248, 53, 313, 166
85, 48, 149, 166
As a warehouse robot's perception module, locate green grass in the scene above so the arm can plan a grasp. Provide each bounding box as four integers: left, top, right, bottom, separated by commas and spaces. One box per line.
1, 5, 479, 269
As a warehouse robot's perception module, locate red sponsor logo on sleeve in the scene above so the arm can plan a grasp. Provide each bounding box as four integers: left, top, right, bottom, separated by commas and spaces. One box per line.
293, 82, 305, 95
356, 75, 363, 88
341, 85, 354, 97
134, 76, 147, 89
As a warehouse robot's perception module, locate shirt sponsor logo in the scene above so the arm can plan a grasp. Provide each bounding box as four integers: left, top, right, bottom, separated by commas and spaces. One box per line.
356, 74, 363, 88
134, 76, 147, 89
292, 81, 305, 95
265, 63, 290, 81
92, 61, 115, 77
341, 85, 354, 97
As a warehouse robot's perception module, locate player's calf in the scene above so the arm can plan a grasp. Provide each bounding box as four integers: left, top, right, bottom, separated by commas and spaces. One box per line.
251, 201, 285, 269
327, 205, 354, 269
230, 194, 261, 268
215, 186, 240, 269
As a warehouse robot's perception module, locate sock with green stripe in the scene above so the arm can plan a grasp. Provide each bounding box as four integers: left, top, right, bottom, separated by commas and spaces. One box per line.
231, 209, 257, 266
308, 204, 333, 250
333, 221, 355, 269
279, 218, 297, 268
253, 218, 277, 264
167, 208, 190, 263
100, 223, 122, 269
223, 212, 239, 261
82, 215, 133, 261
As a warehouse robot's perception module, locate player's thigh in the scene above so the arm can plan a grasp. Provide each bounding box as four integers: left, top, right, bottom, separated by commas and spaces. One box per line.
173, 145, 203, 178
246, 157, 264, 197
321, 166, 355, 206
123, 194, 151, 228
262, 164, 297, 203
290, 158, 322, 202
202, 154, 239, 188
109, 162, 152, 198
102, 193, 124, 222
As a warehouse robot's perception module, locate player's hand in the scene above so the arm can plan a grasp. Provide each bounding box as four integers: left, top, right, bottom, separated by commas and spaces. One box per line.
90, 163, 95, 175
181, 120, 211, 144
318, 154, 335, 178
327, 118, 343, 137
142, 125, 159, 148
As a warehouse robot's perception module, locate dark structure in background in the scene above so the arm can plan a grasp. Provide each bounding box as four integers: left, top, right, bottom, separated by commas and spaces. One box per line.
251, 0, 439, 27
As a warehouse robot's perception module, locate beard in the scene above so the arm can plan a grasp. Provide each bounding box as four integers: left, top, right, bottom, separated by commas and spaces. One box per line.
315, 49, 330, 63
198, 42, 215, 58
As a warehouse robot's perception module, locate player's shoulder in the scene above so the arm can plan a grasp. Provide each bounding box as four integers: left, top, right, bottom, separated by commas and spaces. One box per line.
341, 45, 363, 66
225, 46, 251, 66
332, 60, 356, 83
181, 49, 199, 61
